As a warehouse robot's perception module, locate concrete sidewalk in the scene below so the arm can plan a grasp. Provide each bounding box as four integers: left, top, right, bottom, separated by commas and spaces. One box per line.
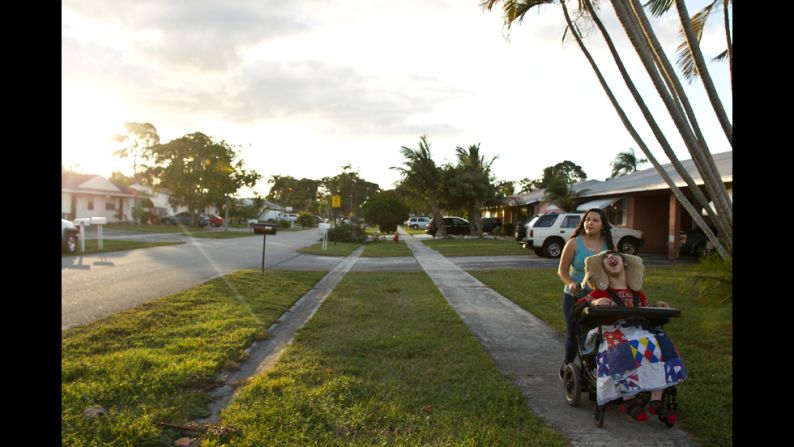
399, 228, 698, 446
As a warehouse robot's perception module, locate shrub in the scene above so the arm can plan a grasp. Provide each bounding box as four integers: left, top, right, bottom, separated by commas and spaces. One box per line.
327, 223, 367, 243
689, 254, 732, 304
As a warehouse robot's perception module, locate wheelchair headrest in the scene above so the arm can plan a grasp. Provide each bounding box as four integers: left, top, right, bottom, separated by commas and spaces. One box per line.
583, 250, 644, 291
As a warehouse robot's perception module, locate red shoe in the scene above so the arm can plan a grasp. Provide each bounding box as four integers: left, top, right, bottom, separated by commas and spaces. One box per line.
619, 400, 648, 422
648, 400, 677, 427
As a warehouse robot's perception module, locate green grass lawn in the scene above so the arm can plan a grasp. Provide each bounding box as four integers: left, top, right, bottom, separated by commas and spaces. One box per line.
470, 266, 732, 447
361, 240, 412, 257
298, 241, 361, 257
66, 239, 184, 257
61, 270, 326, 447
211, 272, 568, 446
423, 238, 529, 257
105, 223, 212, 233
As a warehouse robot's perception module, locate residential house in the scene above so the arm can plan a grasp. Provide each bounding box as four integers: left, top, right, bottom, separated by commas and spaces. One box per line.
62, 172, 142, 222
488, 151, 732, 258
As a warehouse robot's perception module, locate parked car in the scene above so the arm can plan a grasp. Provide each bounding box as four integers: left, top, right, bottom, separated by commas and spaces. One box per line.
478, 217, 502, 233
527, 212, 644, 258
425, 217, 471, 237
680, 226, 716, 257
405, 216, 431, 230
199, 213, 224, 227
162, 211, 193, 225
281, 213, 299, 223
62, 219, 80, 254
516, 215, 541, 245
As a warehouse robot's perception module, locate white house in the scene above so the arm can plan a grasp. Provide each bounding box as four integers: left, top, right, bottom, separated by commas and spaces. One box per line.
62, 172, 140, 223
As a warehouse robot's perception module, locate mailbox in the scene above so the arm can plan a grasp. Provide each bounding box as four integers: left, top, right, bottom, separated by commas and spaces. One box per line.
253, 223, 277, 235
74, 218, 91, 226
91, 217, 107, 225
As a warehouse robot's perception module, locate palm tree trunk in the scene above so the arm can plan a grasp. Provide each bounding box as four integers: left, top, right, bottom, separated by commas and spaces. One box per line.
723, 0, 732, 93
674, 0, 733, 143
627, 0, 732, 242
570, 0, 728, 257
609, 0, 731, 249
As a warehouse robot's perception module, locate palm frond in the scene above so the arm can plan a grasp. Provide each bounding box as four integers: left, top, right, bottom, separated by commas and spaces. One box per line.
675, 0, 720, 81
643, 0, 674, 17
712, 49, 728, 62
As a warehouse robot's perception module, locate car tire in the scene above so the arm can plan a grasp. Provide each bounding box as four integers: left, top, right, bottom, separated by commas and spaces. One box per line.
63, 234, 78, 254
543, 238, 565, 258
411, 224, 418, 229
618, 237, 639, 255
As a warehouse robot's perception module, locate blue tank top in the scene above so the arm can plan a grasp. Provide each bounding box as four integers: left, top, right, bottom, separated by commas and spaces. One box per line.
563, 236, 607, 294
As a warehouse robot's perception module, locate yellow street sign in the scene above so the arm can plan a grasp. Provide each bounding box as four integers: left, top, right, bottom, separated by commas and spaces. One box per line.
332, 195, 341, 208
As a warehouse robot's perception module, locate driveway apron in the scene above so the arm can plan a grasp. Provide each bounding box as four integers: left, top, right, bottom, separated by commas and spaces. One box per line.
400, 229, 698, 446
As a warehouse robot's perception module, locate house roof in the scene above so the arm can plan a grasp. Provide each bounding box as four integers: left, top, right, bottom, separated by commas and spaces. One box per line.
506, 151, 732, 205
578, 151, 732, 198
62, 172, 140, 198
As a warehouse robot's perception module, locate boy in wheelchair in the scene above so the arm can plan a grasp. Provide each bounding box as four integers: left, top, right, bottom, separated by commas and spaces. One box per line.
569, 250, 686, 427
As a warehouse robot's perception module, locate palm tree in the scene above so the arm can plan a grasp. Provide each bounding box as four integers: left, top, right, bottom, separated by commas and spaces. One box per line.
647, 0, 732, 90
450, 144, 498, 237
483, 0, 731, 258
609, 148, 647, 178
392, 135, 448, 236
543, 176, 582, 212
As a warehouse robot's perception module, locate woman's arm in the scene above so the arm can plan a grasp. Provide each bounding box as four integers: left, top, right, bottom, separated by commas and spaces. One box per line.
557, 239, 580, 293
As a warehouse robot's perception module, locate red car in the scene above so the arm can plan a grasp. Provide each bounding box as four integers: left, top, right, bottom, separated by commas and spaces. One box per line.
199, 213, 224, 227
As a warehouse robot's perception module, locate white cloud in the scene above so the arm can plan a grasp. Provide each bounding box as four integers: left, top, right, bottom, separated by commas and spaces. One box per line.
62, 0, 732, 197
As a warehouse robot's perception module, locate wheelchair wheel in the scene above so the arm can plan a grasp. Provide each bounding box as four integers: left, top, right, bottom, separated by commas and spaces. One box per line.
563, 364, 582, 407
594, 405, 605, 427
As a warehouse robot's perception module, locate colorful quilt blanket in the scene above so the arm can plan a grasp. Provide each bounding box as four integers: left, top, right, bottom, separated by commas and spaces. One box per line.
586, 319, 687, 406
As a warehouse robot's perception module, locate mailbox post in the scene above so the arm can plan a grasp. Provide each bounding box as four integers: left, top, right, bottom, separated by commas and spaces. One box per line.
74, 218, 91, 253
91, 217, 107, 250
252, 223, 277, 272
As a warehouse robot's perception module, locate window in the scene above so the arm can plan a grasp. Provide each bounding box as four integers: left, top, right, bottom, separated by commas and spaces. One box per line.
606, 199, 626, 226
87, 199, 94, 211
561, 215, 580, 228
534, 214, 558, 227
106, 200, 116, 211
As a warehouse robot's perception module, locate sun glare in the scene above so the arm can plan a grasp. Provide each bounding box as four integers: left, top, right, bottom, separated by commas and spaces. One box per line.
62, 86, 129, 176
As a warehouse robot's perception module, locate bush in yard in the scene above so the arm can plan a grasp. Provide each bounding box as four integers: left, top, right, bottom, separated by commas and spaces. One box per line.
297, 212, 315, 228
361, 190, 409, 234
327, 223, 367, 243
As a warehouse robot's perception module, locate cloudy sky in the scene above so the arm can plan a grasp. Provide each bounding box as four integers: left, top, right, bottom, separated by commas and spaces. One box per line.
62, 0, 731, 197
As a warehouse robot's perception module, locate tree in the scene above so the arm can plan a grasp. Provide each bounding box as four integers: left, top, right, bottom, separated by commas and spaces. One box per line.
609, 148, 647, 178
361, 190, 409, 235
113, 122, 160, 181
144, 132, 260, 223
321, 166, 380, 219
484, 0, 732, 259
392, 135, 449, 237
267, 176, 321, 213
521, 160, 588, 194
446, 143, 498, 237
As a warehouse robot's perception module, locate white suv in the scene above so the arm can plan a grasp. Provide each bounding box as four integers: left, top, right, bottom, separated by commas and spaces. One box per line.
527, 212, 644, 258
404, 216, 431, 230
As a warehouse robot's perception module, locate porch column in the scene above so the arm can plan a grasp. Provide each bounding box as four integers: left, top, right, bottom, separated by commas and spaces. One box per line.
667, 193, 681, 259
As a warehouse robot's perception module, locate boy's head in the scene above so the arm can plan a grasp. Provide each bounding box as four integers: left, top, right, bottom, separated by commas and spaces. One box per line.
583, 250, 645, 291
